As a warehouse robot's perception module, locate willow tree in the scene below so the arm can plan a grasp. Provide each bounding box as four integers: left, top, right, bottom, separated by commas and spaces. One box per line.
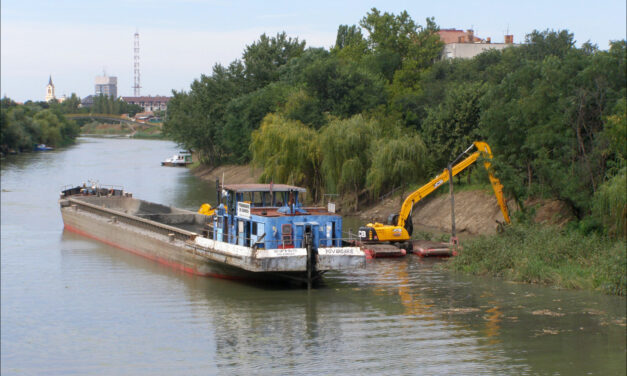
366, 134, 428, 199
593, 170, 627, 239
319, 115, 383, 209
250, 113, 322, 200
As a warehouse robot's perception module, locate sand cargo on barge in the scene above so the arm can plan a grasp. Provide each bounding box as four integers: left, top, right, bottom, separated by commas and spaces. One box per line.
59, 183, 365, 286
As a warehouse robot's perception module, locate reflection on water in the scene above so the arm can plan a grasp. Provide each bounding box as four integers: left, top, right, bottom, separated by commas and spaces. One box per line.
1, 137, 625, 375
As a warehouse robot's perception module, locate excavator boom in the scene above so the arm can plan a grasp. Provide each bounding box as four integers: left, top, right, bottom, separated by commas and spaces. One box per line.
396, 141, 510, 229
359, 141, 510, 244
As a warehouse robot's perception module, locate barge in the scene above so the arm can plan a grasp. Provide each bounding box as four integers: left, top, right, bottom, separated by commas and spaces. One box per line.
59, 183, 365, 287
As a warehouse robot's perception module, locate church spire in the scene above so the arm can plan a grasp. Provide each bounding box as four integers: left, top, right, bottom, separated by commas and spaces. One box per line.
45, 75, 56, 102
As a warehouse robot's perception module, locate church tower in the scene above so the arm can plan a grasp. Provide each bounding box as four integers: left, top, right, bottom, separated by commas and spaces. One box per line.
45, 75, 56, 102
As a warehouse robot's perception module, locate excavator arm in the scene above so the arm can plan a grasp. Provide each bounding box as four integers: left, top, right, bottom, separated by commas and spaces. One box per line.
396, 141, 510, 229
359, 141, 510, 244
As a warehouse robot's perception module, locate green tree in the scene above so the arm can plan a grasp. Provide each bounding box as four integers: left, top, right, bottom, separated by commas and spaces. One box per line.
422, 82, 486, 171
366, 133, 428, 198
243, 32, 306, 90
222, 83, 290, 163
332, 25, 368, 62
250, 113, 321, 199
282, 88, 325, 128
481, 33, 626, 217
319, 115, 382, 207
59, 93, 81, 113
164, 60, 247, 165
302, 56, 387, 118
593, 169, 626, 239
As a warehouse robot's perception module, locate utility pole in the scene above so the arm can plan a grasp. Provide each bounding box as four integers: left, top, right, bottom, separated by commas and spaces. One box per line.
448, 164, 458, 247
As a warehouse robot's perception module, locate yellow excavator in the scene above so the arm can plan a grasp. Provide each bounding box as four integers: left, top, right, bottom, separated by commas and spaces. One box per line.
358, 141, 510, 245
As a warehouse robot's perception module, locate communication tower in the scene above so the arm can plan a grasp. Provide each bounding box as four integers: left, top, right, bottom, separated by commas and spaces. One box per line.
133, 31, 141, 96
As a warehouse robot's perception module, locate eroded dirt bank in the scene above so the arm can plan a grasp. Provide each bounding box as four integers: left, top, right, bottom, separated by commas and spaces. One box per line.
358, 191, 512, 236
192, 164, 263, 185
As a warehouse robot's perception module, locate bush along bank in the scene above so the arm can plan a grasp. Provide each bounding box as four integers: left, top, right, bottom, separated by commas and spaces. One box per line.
444, 223, 626, 296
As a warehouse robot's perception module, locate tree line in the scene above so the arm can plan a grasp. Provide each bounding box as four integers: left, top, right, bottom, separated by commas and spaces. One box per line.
50, 94, 143, 117
0, 97, 80, 153
164, 8, 625, 238
0, 93, 146, 154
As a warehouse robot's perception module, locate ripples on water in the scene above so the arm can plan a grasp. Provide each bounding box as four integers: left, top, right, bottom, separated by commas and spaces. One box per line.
1, 138, 625, 375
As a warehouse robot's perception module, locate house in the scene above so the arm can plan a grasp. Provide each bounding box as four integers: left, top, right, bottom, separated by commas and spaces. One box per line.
80, 95, 95, 108
438, 29, 516, 60
121, 96, 171, 113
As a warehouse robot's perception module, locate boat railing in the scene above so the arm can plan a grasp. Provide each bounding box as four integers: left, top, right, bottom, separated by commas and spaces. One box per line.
67, 197, 198, 242
100, 184, 124, 191
60, 183, 124, 192
215, 231, 359, 249
344, 228, 358, 242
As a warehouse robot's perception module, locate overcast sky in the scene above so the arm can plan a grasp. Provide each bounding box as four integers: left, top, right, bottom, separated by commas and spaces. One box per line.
1, 0, 625, 102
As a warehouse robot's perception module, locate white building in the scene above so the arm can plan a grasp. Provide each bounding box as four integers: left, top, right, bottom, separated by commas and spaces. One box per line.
121, 96, 171, 113
438, 29, 517, 60
95, 75, 118, 98
441, 42, 513, 59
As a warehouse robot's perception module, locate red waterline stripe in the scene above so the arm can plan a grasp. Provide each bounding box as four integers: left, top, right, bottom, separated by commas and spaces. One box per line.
64, 224, 244, 281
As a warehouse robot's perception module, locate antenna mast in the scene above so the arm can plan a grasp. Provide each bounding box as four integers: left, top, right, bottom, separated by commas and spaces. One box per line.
133, 31, 141, 96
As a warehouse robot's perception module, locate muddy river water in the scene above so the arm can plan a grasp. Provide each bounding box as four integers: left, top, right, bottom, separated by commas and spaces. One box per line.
1, 137, 625, 375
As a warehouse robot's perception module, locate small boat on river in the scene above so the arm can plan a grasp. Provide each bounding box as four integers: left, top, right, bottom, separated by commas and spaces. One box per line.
34, 144, 54, 151
59, 182, 365, 286
161, 151, 192, 167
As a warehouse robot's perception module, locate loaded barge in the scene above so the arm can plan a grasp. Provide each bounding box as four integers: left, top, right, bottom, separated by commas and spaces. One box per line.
59, 183, 365, 287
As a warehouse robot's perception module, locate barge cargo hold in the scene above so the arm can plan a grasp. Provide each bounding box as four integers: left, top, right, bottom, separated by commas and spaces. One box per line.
59, 184, 365, 286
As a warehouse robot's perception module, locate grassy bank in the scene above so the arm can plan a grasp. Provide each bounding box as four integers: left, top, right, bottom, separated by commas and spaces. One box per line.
80, 121, 165, 139
445, 223, 626, 295
131, 130, 166, 139
81, 122, 132, 135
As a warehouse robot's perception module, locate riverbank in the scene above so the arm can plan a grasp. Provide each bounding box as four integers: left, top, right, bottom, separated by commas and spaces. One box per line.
445, 223, 626, 296
192, 164, 263, 185
190, 163, 567, 236
190, 163, 509, 234
80, 121, 165, 139
189, 162, 626, 295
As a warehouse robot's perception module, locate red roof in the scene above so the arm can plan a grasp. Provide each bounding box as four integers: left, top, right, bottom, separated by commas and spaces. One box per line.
438, 29, 484, 44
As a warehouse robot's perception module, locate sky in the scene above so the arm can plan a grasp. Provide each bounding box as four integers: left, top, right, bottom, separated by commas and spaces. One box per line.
1, 0, 625, 102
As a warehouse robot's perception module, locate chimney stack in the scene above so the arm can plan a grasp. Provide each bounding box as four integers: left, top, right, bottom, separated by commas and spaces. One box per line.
467, 29, 474, 42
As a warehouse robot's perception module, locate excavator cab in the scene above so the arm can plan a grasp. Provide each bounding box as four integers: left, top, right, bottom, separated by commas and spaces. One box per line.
387, 213, 399, 225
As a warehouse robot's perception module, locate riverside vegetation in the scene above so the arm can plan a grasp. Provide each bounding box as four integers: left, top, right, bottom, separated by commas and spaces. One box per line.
163, 9, 625, 294
0, 97, 80, 153
1, 94, 148, 152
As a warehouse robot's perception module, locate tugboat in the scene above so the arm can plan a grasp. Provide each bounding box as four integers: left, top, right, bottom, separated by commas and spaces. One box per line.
59, 181, 365, 287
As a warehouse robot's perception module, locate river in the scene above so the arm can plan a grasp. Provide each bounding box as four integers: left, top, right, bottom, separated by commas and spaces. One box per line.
1, 137, 625, 375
